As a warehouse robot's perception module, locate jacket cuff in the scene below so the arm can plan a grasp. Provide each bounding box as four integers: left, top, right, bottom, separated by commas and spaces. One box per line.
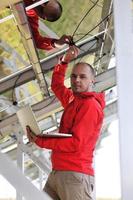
59, 56, 68, 65
51, 39, 58, 48
60, 61, 68, 65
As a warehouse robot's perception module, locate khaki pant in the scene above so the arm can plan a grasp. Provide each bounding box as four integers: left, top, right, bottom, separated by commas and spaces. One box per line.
44, 170, 95, 200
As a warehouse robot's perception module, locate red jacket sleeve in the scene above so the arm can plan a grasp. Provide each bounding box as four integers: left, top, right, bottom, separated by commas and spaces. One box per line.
35, 100, 101, 152
26, 9, 54, 50
51, 63, 74, 108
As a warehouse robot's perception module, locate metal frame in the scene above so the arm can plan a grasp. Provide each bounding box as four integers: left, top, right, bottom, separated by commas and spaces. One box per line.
0, 31, 105, 94
11, 2, 49, 96
0, 151, 52, 200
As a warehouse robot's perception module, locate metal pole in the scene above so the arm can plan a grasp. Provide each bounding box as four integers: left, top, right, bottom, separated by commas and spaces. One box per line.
113, 0, 133, 199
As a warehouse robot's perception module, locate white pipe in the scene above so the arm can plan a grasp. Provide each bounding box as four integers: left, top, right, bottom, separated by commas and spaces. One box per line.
26, 0, 49, 11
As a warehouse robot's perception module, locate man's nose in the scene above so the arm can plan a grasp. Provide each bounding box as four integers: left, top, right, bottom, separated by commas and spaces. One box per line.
75, 76, 80, 82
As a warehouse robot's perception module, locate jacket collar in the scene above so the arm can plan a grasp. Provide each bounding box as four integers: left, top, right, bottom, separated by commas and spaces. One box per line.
74, 91, 105, 109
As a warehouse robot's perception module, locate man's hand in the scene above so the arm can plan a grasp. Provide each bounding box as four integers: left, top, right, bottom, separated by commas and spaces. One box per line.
54, 35, 73, 47
26, 125, 37, 143
61, 45, 79, 63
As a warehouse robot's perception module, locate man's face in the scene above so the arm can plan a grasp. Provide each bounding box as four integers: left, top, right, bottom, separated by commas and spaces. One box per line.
70, 64, 94, 93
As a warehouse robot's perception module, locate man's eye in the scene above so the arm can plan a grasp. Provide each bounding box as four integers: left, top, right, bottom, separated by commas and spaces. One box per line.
80, 76, 86, 79
71, 75, 76, 78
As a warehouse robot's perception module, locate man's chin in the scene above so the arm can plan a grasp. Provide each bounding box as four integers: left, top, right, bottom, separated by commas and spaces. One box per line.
73, 89, 82, 93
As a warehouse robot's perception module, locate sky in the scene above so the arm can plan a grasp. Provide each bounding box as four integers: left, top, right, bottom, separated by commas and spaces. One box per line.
0, 120, 121, 199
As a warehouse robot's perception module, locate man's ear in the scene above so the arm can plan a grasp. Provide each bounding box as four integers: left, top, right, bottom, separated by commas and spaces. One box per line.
91, 79, 95, 87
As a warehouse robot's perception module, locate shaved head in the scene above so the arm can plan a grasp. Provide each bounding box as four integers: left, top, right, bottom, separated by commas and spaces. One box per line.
73, 62, 95, 78
71, 62, 95, 93
35, 0, 62, 21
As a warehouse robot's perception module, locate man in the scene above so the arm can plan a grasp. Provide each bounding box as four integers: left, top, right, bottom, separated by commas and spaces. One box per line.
24, 0, 71, 50
27, 45, 105, 200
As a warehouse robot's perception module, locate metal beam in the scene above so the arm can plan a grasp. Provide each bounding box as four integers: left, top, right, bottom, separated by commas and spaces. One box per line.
11, 2, 49, 96
96, 0, 114, 73
20, 142, 51, 174
0, 152, 52, 200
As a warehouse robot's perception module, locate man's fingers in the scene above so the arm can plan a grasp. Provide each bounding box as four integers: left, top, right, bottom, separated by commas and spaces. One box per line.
62, 35, 73, 44
62, 45, 79, 63
69, 45, 79, 57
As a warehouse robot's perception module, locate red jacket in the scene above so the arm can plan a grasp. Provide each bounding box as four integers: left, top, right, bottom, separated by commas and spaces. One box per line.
35, 63, 105, 175
24, 0, 54, 50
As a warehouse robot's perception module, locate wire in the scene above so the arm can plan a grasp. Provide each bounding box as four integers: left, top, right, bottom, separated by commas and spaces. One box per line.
32, 96, 56, 112
12, 74, 22, 105
74, 33, 93, 37
90, 0, 103, 8
72, 0, 100, 38
75, 11, 113, 43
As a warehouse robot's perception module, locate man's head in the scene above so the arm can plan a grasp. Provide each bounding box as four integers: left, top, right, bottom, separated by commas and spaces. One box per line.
70, 62, 95, 93
35, 0, 62, 22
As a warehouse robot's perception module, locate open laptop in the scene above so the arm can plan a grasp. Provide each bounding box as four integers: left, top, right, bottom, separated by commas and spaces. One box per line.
17, 105, 72, 138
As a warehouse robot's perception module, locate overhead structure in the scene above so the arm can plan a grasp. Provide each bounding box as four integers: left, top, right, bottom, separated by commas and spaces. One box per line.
0, 31, 105, 94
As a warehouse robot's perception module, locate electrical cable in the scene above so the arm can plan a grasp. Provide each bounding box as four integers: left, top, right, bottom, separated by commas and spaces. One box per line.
75, 11, 113, 43
32, 96, 56, 112
74, 33, 93, 37
12, 74, 22, 105
69, 6, 112, 65
10, 2, 112, 107
72, 0, 100, 38
90, 0, 103, 8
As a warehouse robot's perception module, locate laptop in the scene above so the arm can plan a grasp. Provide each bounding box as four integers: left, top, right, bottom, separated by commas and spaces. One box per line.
17, 105, 72, 138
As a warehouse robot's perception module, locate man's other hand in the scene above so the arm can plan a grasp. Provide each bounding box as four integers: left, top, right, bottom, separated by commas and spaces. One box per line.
61, 45, 79, 63
54, 35, 73, 47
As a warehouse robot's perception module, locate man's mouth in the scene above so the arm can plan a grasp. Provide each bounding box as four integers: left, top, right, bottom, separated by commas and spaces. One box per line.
74, 85, 81, 89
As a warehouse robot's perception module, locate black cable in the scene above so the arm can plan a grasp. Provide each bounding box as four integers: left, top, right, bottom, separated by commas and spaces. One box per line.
74, 33, 93, 37
32, 96, 56, 112
12, 74, 22, 105
72, 0, 100, 38
43, 74, 51, 97
75, 11, 113, 43
90, 0, 103, 8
